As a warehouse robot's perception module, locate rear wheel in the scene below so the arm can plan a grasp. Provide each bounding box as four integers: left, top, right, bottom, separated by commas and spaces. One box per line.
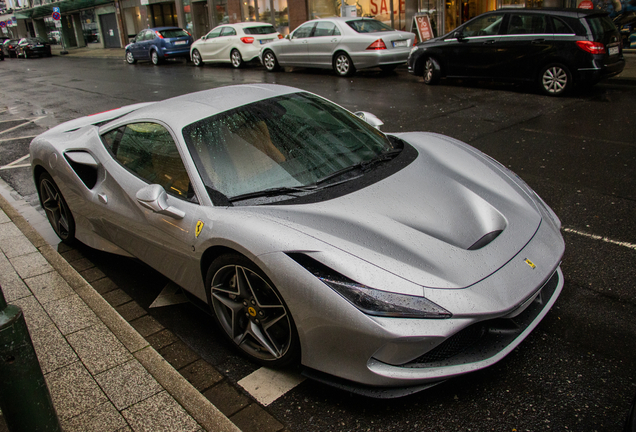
333, 52, 355, 77
126, 51, 136, 64
262, 50, 280, 72
206, 253, 300, 367
38, 172, 76, 244
230, 49, 243, 68
539, 63, 571, 96
422, 57, 441, 85
192, 49, 203, 67
151, 50, 161, 65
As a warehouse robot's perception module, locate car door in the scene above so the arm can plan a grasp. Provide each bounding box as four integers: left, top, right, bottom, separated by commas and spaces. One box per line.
304, 21, 342, 67
199, 27, 223, 60
139, 30, 154, 60
93, 122, 201, 287
443, 12, 506, 78
215, 26, 237, 61
129, 31, 145, 58
279, 22, 315, 65
495, 13, 552, 80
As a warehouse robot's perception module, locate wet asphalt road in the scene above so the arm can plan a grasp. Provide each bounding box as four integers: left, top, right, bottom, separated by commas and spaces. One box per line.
0, 55, 635, 431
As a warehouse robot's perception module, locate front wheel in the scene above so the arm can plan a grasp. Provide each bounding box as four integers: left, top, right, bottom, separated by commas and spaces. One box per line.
192, 49, 203, 67
539, 63, 571, 96
230, 49, 243, 68
151, 50, 161, 65
422, 57, 441, 85
333, 52, 355, 77
262, 50, 280, 72
206, 254, 300, 367
38, 172, 76, 244
126, 51, 136, 64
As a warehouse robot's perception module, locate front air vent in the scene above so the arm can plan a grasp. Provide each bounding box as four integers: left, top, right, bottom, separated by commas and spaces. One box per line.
64, 153, 98, 189
468, 230, 503, 251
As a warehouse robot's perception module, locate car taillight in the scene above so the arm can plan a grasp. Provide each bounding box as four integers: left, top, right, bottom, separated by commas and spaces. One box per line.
366, 39, 387, 50
155, 31, 164, 39
240, 37, 254, 44
576, 40, 605, 54
278, 34, 284, 39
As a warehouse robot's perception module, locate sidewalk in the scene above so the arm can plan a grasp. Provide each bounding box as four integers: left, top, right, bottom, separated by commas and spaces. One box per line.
0, 191, 239, 432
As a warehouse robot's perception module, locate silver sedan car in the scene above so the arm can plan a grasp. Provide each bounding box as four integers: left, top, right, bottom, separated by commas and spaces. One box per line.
260, 17, 416, 76
30, 85, 564, 397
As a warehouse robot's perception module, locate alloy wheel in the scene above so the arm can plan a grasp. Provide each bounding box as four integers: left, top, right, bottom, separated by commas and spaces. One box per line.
263, 52, 277, 71
39, 176, 73, 241
231, 50, 242, 68
211, 264, 292, 361
335, 54, 350, 76
542, 66, 568, 95
192, 50, 202, 66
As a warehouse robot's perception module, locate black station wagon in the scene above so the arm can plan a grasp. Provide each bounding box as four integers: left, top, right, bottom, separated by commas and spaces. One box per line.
407, 9, 625, 96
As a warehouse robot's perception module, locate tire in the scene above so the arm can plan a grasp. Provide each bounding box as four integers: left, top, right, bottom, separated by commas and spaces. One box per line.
262, 50, 280, 72
333, 52, 355, 77
539, 63, 571, 96
206, 253, 300, 367
422, 57, 441, 85
151, 50, 161, 65
126, 50, 136, 64
192, 49, 203, 67
38, 172, 76, 244
230, 49, 243, 68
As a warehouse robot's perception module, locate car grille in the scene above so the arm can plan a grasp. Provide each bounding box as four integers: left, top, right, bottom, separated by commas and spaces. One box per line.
403, 270, 560, 368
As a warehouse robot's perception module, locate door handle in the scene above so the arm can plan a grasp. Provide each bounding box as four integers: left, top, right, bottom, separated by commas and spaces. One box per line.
331, 38, 338, 42
482, 40, 496, 44
98, 193, 108, 204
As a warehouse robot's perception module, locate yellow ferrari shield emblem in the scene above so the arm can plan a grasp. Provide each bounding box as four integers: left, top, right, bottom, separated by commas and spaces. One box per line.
195, 221, 204, 238
248, 307, 257, 317
524, 258, 536, 269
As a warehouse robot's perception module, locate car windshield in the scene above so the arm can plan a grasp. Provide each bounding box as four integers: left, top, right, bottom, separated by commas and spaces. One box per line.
183, 92, 396, 201
159, 29, 189, 38
346, 19, 394, 33
24, 38, 46, 44
244, 25, 277, 34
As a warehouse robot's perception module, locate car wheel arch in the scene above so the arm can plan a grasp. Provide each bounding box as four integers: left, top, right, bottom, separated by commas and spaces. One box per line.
332, 50, 356, 76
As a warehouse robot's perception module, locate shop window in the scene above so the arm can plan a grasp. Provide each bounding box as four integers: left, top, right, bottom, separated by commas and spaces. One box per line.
80, 10, 100, 44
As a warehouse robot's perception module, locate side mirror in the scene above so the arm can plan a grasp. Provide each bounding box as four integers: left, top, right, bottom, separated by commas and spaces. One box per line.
453, 31, 464, 40
354, 111, 384, 130
285, 34, 291, 40
136, 184, 185, 219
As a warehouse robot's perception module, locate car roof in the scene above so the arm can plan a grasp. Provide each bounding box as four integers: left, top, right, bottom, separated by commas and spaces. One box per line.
150, 26, 186, 31
118, 84, 302, 131
493, 7, 609, 17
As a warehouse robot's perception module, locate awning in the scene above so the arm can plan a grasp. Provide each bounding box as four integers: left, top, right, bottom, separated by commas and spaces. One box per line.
15, 0, 114, 19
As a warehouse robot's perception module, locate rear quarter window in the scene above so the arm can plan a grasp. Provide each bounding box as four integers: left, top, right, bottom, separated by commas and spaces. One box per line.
244, 25, 277, 35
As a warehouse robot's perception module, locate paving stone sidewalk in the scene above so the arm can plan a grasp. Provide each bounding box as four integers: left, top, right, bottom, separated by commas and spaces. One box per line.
0, 192, 239, 432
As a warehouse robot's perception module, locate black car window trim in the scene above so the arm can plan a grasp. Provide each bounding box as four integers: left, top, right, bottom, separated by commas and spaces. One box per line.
99, 120, 200, 203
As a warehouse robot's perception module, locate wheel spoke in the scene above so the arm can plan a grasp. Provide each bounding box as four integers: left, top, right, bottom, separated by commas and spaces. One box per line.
245, 321, 280, 358
212, 291, 246, 340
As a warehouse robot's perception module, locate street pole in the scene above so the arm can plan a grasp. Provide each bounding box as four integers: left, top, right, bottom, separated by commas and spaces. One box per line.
0, 285, 61, 432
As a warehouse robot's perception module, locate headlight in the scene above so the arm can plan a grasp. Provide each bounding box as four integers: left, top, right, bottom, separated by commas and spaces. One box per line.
320, 278, 451, 319
409, 46, 418, 56
287, 252, 451, 319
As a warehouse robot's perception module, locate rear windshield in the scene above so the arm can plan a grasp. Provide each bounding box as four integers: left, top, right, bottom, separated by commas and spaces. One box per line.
244, 25, 277, 35
346, 19, 394, 33
24, 38, 47, 44
586, 16, 617, 40
159, 29, 189, 38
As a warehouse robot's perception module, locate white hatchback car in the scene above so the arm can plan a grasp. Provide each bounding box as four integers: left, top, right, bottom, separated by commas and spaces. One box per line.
191, 22, 282, 68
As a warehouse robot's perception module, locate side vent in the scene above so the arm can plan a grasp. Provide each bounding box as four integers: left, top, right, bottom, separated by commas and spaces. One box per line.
64, 151, 99, 189
468, 230, 503, 251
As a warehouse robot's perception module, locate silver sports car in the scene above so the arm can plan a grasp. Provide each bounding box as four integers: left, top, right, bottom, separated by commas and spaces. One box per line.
30, 84, 564, 397
260, 18, 415, 76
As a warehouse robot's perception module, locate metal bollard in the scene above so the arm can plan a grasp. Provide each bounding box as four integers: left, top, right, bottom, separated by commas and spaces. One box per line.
0, 285, 61, 432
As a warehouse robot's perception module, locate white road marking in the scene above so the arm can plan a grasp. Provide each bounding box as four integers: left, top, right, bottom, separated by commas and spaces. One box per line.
149, 281, 190, 308
562, 227, 636, 250
238, 367, 305, 406
0, 118, 36, 124
0, 135, 37, 142
0, 116, 46, 136
0, 154, 30, 171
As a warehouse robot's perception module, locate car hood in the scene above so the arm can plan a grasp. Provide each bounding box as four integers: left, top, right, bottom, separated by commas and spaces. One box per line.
245, 132, 544, 289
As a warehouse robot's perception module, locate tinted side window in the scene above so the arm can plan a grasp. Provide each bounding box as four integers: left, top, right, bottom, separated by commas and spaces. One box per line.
293, 23, 315, 39
206, 28, 222, 39
103, 123, 193, 200
463, 13, 505, 36
313, 22, 339, 37
221, 27, 237, 36
244, 25, 277, 34
507, 14, 548, 35
551, 17, 573, 34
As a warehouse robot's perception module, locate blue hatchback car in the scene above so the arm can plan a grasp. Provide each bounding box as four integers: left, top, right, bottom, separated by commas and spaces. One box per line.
126, 27, 193, 65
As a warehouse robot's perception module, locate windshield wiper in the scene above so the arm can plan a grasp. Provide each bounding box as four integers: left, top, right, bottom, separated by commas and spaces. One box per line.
315, 148, 403, 185
228, 185, 318, 202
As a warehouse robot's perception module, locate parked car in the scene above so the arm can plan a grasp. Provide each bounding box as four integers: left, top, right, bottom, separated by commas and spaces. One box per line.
125, 27, 193, 65
16, 38, 52, 58
191, 22, 282, 68
30, 84, 565, 395
4, 39, 21, 58
408, 9, 625, 96
260, 17, 415, 76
